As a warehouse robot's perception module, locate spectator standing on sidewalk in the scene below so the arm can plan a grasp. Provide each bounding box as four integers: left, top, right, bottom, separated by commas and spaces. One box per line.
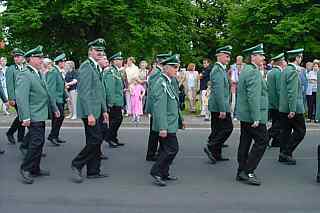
199, 58, 212, 117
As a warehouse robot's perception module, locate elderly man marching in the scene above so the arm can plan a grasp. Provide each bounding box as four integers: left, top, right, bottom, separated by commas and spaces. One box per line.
103, 52, 125, 148
150, 54, 185, 187
16, 46, 60, 184
278, 49, 306, 165
71, 39, 109, 183
204, 45, 233, 163
145, 52, 172, 162
267, 53, 286, 147
46, 53, 68, 146
236, 44, 268, 186
5, 48, 26, 144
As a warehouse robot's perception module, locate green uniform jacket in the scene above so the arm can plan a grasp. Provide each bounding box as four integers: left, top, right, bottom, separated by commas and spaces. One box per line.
145, 67, 161, 114
238, 64, 268, 124
315, 71, 320, 120
103, 64, 124, 108
267, 66, 281, 110
77, 59, 107, 119
151, 73, 183, 133
46, 65, 68, 105
208, 62, 230, 112
0, 83, 7, 103
279, 63, 304, 113
5, 64, 21, 100
16, 65, 56, 121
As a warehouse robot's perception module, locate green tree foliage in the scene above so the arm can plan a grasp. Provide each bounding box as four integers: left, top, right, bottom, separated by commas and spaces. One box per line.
226, 0, 320, 60
0, 0, 319, 64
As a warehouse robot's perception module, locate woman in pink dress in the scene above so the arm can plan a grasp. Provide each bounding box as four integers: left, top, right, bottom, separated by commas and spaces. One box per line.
130, 78, 145, 126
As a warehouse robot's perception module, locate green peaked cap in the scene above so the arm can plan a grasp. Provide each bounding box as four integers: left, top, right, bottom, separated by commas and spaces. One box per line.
243, 43, 264, 55
216, 45, 232, 55
88, 38, 106, 51
109, 51, 123, 61
160, 54, 180, 65
285, 48, 304, 59
271, 53, 285, 61
54, 53, 66, 62
11, 48, 25, 56
24, 45, 44, 57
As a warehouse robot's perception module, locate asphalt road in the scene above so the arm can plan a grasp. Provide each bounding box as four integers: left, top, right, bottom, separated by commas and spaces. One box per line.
1, 127, 320, 213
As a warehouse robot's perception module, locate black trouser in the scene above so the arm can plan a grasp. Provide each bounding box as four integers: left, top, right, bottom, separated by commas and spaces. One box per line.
307, 92, 316, 120
208, 112, 233, 157
48, 103, 65, 139
72, 118, 102, 175
146, 116, 159, 158
279, 113, 306, 156
237, 122, 268, 173
150, 133, 179, 178
21, 121, 45, 173
7, 104, 25, 142
107, 106, 123, 143
268, 109, 281, 143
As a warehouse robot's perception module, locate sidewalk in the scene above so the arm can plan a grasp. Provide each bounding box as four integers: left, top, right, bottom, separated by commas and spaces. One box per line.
0, 112, 319, 129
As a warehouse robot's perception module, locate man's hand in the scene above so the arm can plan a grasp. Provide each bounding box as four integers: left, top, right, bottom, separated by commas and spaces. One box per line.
159, 130, 167, 138
102, 112, 109, 125
219, 112, 226, 119
4, 102, 9, 109
9, 100, 16, 107
22, 120, 30, 127
88, 114, 96, 126
182, 121, 187, 129
54, 111, 60, 118
251, 121, 259, 128
288, 112, 295, 119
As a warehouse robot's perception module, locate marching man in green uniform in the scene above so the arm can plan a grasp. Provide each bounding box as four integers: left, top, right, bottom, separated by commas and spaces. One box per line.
103, 52, 125, 147
267, 53, 286, 147
150, 54, 185, 187
71, 39, 109, 183
204, 45, 233, 163
46, 53, 68, 146
0, 82, 9, 154
278, 49, 306, 165
236, 44, 268, 186
145, 52, 172, 162
16, 46, 60, 184
5, 48, 26, 144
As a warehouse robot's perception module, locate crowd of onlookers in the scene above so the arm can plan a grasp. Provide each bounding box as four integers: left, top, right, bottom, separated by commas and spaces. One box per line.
0, 55, 319, 124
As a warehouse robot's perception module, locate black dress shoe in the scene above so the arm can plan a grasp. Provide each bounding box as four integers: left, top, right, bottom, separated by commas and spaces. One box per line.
246, 173, 261, 186
317, 175, 320, 183
271, 141, 280, 147
57, 138, 67, 143
41, 152, 47, 158
278, 153, 296, 165
0, 149, 5, 154
146, 156, 157, 162
48, 138, 60, 146
222, 144, 229, 148
71, 166, 83, 183
114, 141, 125, 146
18, 140, 24, 143
204, 147, 216, 164
151, 175, 166, 187
100, 154, 109, 160
236, 171, 249, 181
20, 169, 34, 184
162, 175, 178, 181
6, 133, 16, 145
215, 156, 230, 161
31, 169, 50, 177
87, 173, 109, 179
108, 141, 120, 148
